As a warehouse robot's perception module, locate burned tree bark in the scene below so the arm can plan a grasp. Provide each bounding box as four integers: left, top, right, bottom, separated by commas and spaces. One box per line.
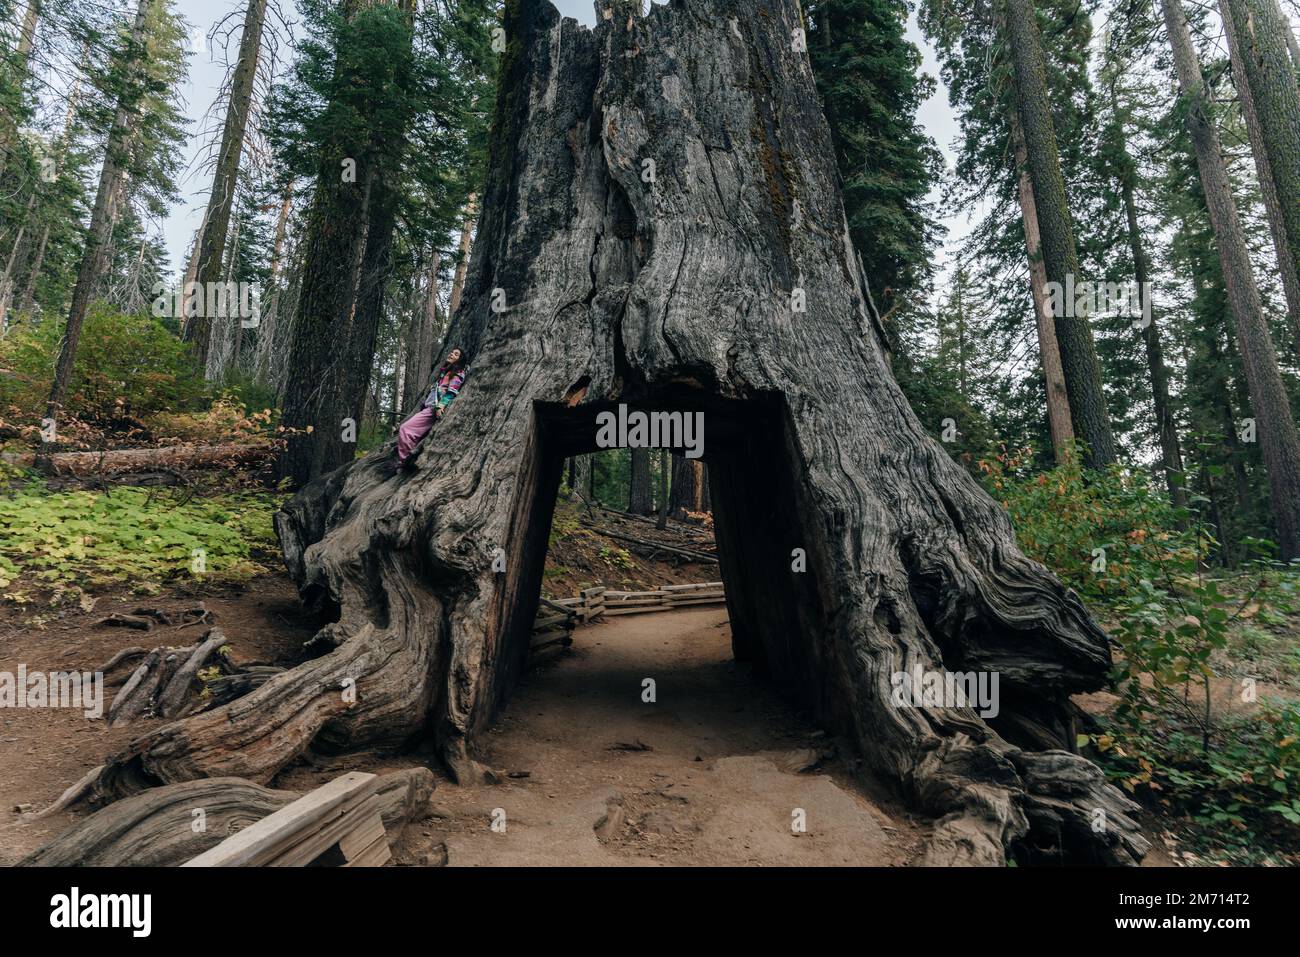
89, 0, 1143, 865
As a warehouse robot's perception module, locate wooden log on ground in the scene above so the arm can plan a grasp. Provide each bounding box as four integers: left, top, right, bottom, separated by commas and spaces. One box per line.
155, 629, 228, 719
581, 525, 719, 563
5, 442, 273, 476
20, 768, 434, 867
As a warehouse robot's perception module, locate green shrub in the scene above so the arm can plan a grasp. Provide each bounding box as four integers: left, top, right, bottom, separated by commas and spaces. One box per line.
0, 306, 207, 423
984, 445, 1300, 861
978, 444, 1195, 601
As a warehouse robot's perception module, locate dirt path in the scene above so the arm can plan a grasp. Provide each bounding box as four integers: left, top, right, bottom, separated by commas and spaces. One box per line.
403, 607, 925, 866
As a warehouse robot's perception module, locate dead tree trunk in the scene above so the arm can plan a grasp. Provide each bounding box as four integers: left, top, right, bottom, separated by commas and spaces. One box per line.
185, 0, 268, 372
88, 0, 1144, 866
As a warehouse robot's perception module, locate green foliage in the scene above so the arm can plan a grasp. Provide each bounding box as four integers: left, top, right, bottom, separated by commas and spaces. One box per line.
807, 0, 942, 305
0, 480, 277, 592
0, 305, 207, 423
980, 443, 1193, 599
0, 302, 206, 421
988, 449, 1300, 860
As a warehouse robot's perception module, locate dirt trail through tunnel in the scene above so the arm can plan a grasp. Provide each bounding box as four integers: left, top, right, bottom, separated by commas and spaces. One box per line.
418, 606, 925, 866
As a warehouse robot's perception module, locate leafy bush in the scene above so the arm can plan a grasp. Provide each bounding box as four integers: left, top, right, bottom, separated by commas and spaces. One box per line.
0, 306, 207, 424
978, 444, 1195, 601
148, 393, 277, 445
0, 480, 276, 593
984, 446, 1300, 861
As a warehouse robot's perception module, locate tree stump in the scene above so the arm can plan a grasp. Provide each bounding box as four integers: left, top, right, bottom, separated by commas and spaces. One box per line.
89, 0, 1145, 864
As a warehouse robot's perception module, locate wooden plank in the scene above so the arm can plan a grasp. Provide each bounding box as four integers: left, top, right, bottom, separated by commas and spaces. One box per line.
533, 613, 573, 629
662, 582, 725, 592
183, 772, 376, 867
338, 811, 387, 862
272, 793, 386, 867
342, 832, 392, 867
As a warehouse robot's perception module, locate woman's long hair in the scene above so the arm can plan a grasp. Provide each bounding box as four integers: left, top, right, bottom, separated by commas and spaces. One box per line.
437, 348, 467, 378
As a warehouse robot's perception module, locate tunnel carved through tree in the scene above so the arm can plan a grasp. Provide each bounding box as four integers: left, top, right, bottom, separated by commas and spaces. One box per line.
86, 0, 1146, 866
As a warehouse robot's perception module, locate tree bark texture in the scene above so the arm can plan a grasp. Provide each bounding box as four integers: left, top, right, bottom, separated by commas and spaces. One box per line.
1003, 0, 1117, 466
1221, 0, 1300, 346
1222, 0, 1300, 345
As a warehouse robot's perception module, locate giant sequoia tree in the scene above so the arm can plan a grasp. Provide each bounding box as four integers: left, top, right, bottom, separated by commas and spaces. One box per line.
78, 0, 1145, 866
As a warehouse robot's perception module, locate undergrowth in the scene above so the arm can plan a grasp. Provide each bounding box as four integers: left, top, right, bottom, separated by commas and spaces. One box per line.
982, 444, 1300, 864
0, 474, 278, 598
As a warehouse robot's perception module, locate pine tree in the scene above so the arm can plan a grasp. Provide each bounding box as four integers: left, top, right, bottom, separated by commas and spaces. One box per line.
1159, 0, 1300, 559
805, 0, 942, 314
1002, 0, 1117, 465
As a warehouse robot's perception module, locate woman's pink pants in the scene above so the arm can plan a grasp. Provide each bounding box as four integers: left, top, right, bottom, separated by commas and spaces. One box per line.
397, 407, 436, 463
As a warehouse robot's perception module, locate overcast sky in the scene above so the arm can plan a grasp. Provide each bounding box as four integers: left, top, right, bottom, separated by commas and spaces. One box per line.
165, 0, 966, 282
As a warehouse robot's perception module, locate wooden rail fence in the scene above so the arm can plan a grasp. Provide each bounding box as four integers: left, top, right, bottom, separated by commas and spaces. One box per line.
529, 582, 726, 657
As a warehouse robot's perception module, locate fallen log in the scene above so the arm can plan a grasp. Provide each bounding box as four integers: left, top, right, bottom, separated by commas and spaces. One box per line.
19, 768, 435, 867
104, 627, 272, 725
581, 524, 719, 564
3, 442, 272, 477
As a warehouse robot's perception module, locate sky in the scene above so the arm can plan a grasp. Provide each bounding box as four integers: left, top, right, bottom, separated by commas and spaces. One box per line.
164, 0, 968, 282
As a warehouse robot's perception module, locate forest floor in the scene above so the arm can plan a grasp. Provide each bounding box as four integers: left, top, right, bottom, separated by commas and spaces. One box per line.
0, 489, 1257, 867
